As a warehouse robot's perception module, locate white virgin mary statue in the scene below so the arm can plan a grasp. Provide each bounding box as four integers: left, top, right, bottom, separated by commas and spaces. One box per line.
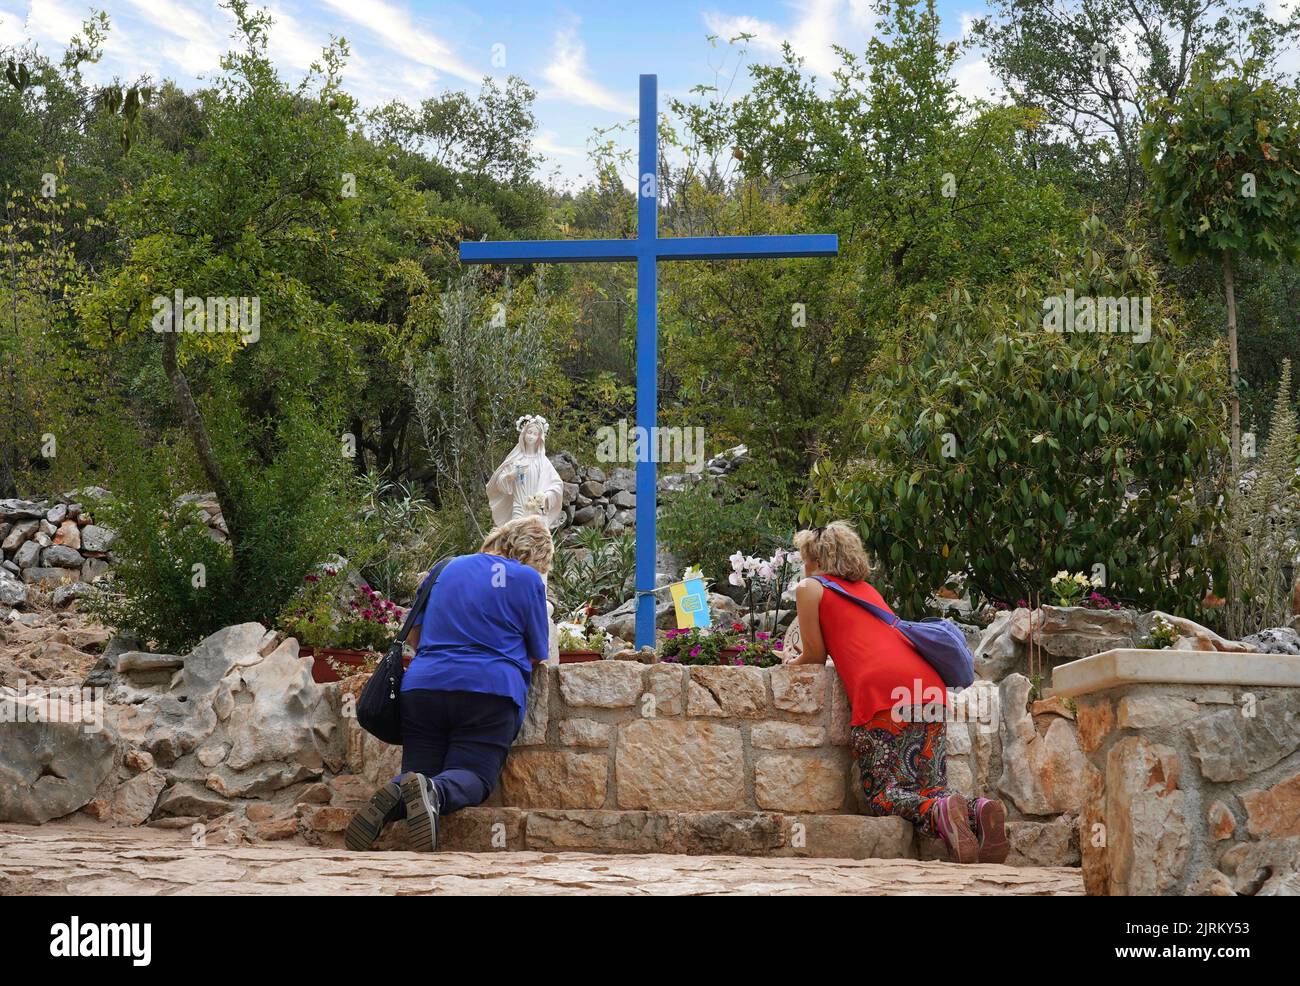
486, 414, 565, 528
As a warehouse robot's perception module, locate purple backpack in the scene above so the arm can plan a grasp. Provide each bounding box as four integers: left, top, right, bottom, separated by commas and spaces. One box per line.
813, 576, 975, 689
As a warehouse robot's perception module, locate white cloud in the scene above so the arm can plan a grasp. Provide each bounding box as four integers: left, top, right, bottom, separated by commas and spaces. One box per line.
954, 55, 1001, 104
124, 0, 227, 72
704, 0, 877, 78
0, 9, 28, 47
263, 3, 328, 72
22, 0, 84, 49
318, 0, 479, 84
535, 130, 581, 157
540, 25, 634, 115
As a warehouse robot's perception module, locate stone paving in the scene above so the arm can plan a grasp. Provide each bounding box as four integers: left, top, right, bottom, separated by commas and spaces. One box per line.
0, 821, 1084, 895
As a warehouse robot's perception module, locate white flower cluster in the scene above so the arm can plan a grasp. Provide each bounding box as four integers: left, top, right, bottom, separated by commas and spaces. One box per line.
729, 547, 794, 587
1051, 570, 1104, 588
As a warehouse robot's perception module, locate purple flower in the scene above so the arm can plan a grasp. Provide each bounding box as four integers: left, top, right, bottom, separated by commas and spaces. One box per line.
773, 640, 783, 650
756, 631, 770, 640
690, 646, 701, 658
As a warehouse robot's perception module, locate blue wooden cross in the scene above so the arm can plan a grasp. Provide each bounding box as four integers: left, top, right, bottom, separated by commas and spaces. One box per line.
460, 74, 838, 649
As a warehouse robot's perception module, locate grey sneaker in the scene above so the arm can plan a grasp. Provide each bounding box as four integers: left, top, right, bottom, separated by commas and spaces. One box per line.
344, 780, 404, 851
399, 772, 440, 852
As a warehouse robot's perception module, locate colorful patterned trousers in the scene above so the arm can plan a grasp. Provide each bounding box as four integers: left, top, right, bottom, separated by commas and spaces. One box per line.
851, 705, 973, 838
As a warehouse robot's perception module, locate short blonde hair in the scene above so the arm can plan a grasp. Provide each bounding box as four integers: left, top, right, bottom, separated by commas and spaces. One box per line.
794, 521, 872, 582
481, 514, 554, 575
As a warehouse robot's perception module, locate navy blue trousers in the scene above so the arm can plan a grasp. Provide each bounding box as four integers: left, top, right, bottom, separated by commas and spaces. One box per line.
395, 689, 521, 814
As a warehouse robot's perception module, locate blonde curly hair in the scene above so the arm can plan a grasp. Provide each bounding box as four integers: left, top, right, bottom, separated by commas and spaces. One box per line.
793, 520, 872, 582
480, 514, 554, 575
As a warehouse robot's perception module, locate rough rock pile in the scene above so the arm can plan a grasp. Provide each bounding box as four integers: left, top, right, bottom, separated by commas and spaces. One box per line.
550, 444, 749, 534
973, 605, 1258, 680
1, 492, 229, 611
0, 623, 353, 846
0, 608, 112, 690
1, 492, 117, 610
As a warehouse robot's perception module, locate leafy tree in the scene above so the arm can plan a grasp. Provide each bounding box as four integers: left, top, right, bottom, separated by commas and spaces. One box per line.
655, 0, 1074, 476
75, 2, 404, 593
404, 267, 566, 545
810, 217, 1227, 618
1140, 55, 1300, 473
972, 0, 1300, 207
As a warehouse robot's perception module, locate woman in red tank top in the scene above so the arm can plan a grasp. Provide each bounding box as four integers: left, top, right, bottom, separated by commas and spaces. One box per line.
786, 521, 1007, 864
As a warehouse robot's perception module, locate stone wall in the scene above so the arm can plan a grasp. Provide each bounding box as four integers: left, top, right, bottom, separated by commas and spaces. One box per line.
1055, 649, 1300, 895
550, 444, 746, 534
1, 492, 121, 609
0, 491, 226, 612
344, 659, 1086, 864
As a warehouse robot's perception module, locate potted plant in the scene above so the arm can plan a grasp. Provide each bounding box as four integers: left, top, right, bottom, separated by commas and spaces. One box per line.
659, 625, 731, 665
659, 623, 786, 666
556, 603, 608, 663
726, 631, 785, 667
280, 566, 404, 683
725, 546, 798, 652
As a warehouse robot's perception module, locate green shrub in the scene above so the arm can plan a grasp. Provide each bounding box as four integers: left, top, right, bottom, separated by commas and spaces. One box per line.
89, 410, 371, 652
86, 497, 240, 653
550, 525, 635, 614
1219, 359, 1299, 638
811, 241, 1227, 618
658, 462, 798, 586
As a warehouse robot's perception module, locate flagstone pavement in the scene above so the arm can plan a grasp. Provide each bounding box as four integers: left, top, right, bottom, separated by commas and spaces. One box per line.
0, 821, 1083, 895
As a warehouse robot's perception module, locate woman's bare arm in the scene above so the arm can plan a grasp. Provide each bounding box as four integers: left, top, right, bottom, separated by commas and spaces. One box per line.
790, 577, 828, 664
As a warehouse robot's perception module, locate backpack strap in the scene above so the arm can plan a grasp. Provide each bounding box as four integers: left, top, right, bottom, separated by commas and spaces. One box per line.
397, 557, 452, 644
811, 575, 901, 628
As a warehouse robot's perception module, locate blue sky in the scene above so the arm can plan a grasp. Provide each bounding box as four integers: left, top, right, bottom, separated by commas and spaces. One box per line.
3, 0, 998, 186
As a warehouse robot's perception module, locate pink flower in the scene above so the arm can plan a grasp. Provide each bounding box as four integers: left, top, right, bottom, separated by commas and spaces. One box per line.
690, 646, 701, 657
756, 631, 770, 640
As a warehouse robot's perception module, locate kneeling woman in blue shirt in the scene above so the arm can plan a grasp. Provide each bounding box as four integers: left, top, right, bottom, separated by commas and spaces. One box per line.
346, 514, 552, 852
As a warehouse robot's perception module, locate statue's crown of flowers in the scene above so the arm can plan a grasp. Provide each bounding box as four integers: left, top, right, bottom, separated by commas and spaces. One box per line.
516, 414, 549, 437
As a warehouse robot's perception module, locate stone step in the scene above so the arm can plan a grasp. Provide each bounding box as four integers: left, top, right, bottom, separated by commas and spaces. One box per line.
369, 806, 919, 859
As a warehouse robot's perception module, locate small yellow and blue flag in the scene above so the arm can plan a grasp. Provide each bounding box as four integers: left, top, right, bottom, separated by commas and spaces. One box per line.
670, 577, 712, 629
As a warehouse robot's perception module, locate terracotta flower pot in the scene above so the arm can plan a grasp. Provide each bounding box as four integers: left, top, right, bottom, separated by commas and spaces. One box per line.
719, 645, 746, 664
558, 649, 602, 664
301, 646, 390, 683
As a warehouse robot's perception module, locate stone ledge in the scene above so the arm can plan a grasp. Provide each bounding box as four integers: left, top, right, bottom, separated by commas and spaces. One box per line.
1047, 649, 1300, 699
419, 806, 918, 859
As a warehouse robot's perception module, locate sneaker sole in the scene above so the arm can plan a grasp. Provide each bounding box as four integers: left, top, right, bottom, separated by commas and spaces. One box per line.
937, 794, 980, 864
344, 781, 402, 852
977, 798, 1010, 864
400, 773, 439, 852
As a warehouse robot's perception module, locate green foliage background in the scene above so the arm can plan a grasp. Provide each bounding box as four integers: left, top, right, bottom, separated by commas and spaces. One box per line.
2, 0, 1298, 642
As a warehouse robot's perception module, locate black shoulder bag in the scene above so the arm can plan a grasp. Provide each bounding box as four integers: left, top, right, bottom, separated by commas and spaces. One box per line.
356, 557, 451, 745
